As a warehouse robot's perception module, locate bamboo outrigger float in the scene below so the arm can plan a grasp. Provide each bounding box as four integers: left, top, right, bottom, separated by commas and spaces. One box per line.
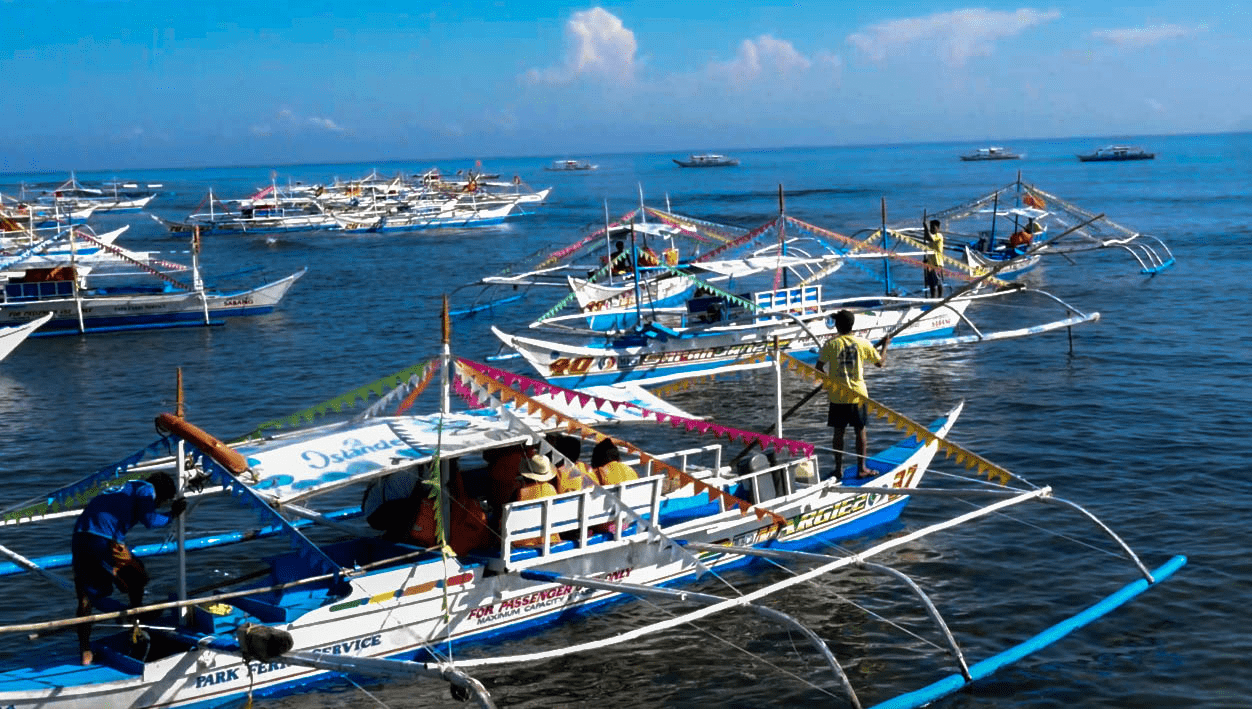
0, 304, 1182, 708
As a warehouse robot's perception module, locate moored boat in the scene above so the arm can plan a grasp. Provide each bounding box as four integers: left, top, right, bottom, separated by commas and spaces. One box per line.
545, 159, 598, 171
34, 174, 156, 213
673, 154, 739, 168
960, 146, 1020, 161
0, 314, 1185, 709
1077, 145, 1154, 162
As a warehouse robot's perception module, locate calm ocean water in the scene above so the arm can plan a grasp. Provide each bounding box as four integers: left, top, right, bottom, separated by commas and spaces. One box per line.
1, 133, 1249, 708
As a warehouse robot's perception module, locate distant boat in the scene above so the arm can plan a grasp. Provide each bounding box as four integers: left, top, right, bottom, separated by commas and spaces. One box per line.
34, 173, 157, 213
1077, 145, 1155, 162
960, 146, 1020, 161
545, 160, 597, 171
673, 154, 739, 168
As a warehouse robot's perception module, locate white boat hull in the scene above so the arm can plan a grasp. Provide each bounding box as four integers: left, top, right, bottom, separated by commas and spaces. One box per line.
497, 299, 972, 387
1, 270, 305, 335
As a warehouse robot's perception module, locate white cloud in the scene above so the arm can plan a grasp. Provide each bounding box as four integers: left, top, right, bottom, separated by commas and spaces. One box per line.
1091, 23, 1202, 49
716, 35, 810, 82
848, 8, 1061, 66
707, 35, 841, 86
524, 7, 637, 85
307, 116, 344, 132
252, 109, 346, 136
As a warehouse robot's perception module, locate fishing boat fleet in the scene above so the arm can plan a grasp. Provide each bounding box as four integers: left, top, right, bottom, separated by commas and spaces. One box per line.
0, 166, 1185, 709
155, 169, 551, 235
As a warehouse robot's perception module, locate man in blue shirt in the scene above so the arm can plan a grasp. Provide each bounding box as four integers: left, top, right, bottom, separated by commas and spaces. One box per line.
71, 472, 186, 665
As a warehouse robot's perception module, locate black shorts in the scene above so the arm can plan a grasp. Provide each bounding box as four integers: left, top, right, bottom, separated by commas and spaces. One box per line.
925, 269, 942, 287
72, 533, 148, 600
827, 403, 868, 430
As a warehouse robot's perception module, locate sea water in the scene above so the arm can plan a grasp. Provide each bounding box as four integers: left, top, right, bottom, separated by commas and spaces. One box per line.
0, 132, 1248, 708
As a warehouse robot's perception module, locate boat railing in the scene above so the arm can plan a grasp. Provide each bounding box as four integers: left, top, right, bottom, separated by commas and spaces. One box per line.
717, 458, 809, 505
498, 475, 665, 569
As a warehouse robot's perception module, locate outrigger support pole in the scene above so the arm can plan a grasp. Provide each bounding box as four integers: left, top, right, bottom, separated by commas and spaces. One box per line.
681, 543, 972, 682
520, 569, 862, 708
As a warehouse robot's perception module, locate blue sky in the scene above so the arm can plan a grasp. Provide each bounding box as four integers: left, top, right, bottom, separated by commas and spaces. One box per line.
1, 1, 1245, 171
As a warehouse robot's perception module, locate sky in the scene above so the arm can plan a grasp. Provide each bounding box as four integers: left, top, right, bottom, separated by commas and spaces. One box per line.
1, 1, 1247, 171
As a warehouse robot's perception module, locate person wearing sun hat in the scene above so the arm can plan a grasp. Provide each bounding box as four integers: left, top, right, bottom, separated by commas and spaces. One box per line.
512, 454, 561, 547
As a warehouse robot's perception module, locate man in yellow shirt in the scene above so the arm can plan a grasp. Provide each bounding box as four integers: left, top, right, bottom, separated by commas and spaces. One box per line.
816, 310, 889, 480
924, 219, 944, 298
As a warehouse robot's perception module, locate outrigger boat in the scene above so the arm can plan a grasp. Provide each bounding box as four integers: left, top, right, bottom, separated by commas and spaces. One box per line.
33, 173, 156, 213
0, 307, 1184, 708
888, 175, 1176, 275
0, 229, 303, 336
157, 172, 550, 235
492, 195, 1100, 388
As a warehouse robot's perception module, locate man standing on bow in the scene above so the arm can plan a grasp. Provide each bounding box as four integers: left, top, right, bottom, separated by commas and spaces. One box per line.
816, 310, 889, 480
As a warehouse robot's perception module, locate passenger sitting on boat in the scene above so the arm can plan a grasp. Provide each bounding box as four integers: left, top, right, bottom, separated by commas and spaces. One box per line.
548, 433, 595, 494
512, 454, 562, 547
362, 467, 424, 540
407, 462, 493, 555
1008, 219, 1038, 251
71, 472, 186, 666
590, 439, 640, 535
482, 445, 528, 512
591, 438, 639, 485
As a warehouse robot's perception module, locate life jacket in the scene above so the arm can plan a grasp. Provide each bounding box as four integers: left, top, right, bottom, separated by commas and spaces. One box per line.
447, 492, 492, 556
1008, 231, 1033, 249
555, 461, 596, 494
409, 495, 438, 548
512, 480, 561, 547
594, 461, 639, 486
589, 462, 640, 536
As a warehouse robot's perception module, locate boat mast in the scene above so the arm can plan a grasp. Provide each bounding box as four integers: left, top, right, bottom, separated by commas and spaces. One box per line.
881, 197, 892, 294
629, 222, 644, 328
67, 211, 86, 333
175, 368, 188, 622
778, 185, 789, 289
988, 192, 999, 251
604, 200, 614, 286
1013, 170, 1022, 233
192, 226, 210, 325
438, 295, 452, 549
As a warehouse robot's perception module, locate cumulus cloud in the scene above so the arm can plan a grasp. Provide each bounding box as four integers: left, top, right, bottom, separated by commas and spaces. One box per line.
524, 7, 637, 85
1091, 23, 1202, 49
306, 116, 344, 132
848, 8, 1061, 66
251, 109, 346, 136
707, 35, 841, 86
